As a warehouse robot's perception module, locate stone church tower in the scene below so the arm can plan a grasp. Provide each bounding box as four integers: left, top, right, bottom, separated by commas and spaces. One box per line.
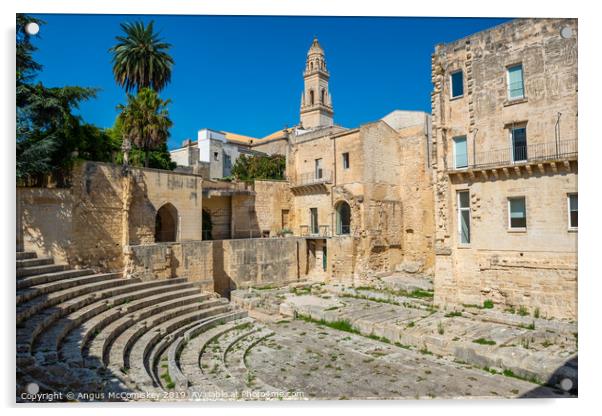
300, 37, 334, 129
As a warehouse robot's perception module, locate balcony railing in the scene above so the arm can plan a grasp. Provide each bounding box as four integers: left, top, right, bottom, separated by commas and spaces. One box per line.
449, 139, 577, 171
290, 170, 333, 188
299, 224, 331, 237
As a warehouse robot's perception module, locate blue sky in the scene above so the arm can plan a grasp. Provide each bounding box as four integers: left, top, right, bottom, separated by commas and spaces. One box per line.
29, 14, 510, 149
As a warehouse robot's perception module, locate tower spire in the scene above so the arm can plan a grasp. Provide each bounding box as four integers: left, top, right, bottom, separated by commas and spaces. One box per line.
300, 37, 334, 129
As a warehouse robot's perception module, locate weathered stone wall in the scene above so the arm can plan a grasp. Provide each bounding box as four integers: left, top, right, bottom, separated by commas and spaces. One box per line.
253, 180, 293, 235
202, 195, 232, 240
231, 194, 261, 239
220, 238, 307, 292
328, 236, 356, 281
124, 238, 308, 297
19, 161, 204, 271
251, 137, 289, 156
18, 187, 75, 266
19, 163, 125, 270
128, 165, 204, 245
397, 124, 436, 272
284, 116, 434, 281
125, 241, 214, 292
431, 18, 578, 318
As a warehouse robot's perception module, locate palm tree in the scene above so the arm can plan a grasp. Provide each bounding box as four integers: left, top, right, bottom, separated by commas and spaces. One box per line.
110, 21, 174, 93
117, 88, 172, 167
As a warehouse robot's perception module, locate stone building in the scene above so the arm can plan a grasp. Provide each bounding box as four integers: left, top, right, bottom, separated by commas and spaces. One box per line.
430, 18, 578, 318
239, 37, 435, 280
167, 37, 436, 281
170, 128, 266, 179
17, 36, 436, 290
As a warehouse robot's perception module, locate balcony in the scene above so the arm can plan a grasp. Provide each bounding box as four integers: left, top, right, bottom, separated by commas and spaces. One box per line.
448, 139, 577, 179
299, 224, 331, 238
289, 170, 332, 193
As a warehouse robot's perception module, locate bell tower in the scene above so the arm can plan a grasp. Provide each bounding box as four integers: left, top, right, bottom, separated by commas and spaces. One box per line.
300, 37, 334, 129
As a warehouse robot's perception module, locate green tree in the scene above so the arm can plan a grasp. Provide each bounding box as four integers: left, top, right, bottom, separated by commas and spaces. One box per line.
117, 88, 173, 168
109, 21, 174, 93
231, 154, 286, 181
16, 14, 115, 184
107, 116, 175, 170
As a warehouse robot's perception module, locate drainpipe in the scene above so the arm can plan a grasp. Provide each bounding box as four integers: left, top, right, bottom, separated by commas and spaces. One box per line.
555, 112, 562, 158
472, 128, 478, 168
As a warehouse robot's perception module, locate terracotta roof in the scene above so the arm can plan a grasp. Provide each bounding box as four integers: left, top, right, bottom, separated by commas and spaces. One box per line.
261, 128, 289, 141
222, 131, 257, 145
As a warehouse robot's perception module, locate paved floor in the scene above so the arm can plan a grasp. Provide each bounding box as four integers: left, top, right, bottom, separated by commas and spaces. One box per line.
245, 319, 570, 400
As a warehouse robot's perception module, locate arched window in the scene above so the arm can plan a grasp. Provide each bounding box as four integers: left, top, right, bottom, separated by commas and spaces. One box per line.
309, 89, 315, 106
335, 201, 351, 235
320, 88, 326, 104
155, 203, 178, 242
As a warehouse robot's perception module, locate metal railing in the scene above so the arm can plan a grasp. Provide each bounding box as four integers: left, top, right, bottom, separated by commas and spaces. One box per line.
290, 170, 333, 187
450, 139, 577, 171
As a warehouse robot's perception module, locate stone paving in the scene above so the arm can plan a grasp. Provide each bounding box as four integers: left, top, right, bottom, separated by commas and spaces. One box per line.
246, 319, 568, 399
232, 279, 578, 395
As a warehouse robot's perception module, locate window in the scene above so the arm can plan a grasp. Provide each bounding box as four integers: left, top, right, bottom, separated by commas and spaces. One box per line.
510, 126, 527, 162
315, 158, 323, 179
450, 70, 464, 98
281, 209, 290, 229
321, 88, 326, 104
336, 201, 351, 235
309, 89, 315, 105
223, 154, 232, 176
508, 197, 527, 230
457, 191, 470, 244
507, 64, 525, 99
342, 152, 350, 169
568, 194, 578, 229
213, 151, 219, 161
453, 136, 468, 169
310, 208, 319, 234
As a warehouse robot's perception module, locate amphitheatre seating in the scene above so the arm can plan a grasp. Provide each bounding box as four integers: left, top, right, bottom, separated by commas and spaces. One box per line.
161, 316, 281, 398
16, 251, 271, 401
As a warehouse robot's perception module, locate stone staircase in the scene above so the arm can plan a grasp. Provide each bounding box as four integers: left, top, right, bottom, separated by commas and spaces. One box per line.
16, 251, 260, 402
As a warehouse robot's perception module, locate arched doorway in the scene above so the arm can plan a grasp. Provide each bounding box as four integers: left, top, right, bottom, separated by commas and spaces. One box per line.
335, 201, 351, 235
155, 203, 178, 242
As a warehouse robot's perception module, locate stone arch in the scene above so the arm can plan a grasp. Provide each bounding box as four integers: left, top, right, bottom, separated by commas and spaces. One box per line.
309, 89, 315, 106
335, 200, 351, 235
154, 203, 178, 242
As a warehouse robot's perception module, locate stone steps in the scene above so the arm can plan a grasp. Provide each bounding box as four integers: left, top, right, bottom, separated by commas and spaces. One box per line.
15, 252, 254, 399
16, 273, 126, 324
33, 279, 192, 364
16, 251, 37, 260
169, 316, 252, 391
16, 257, 54, 269
123, 303, 236, 391
17, 276, 149, 357
200, 322, 259, 393
223, 326, 275, 387
17, 272, 119, 305
17, 269, 95, 290
83, 287, 205, 369
17, 264, 69, 278
107, 297, 228, 374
